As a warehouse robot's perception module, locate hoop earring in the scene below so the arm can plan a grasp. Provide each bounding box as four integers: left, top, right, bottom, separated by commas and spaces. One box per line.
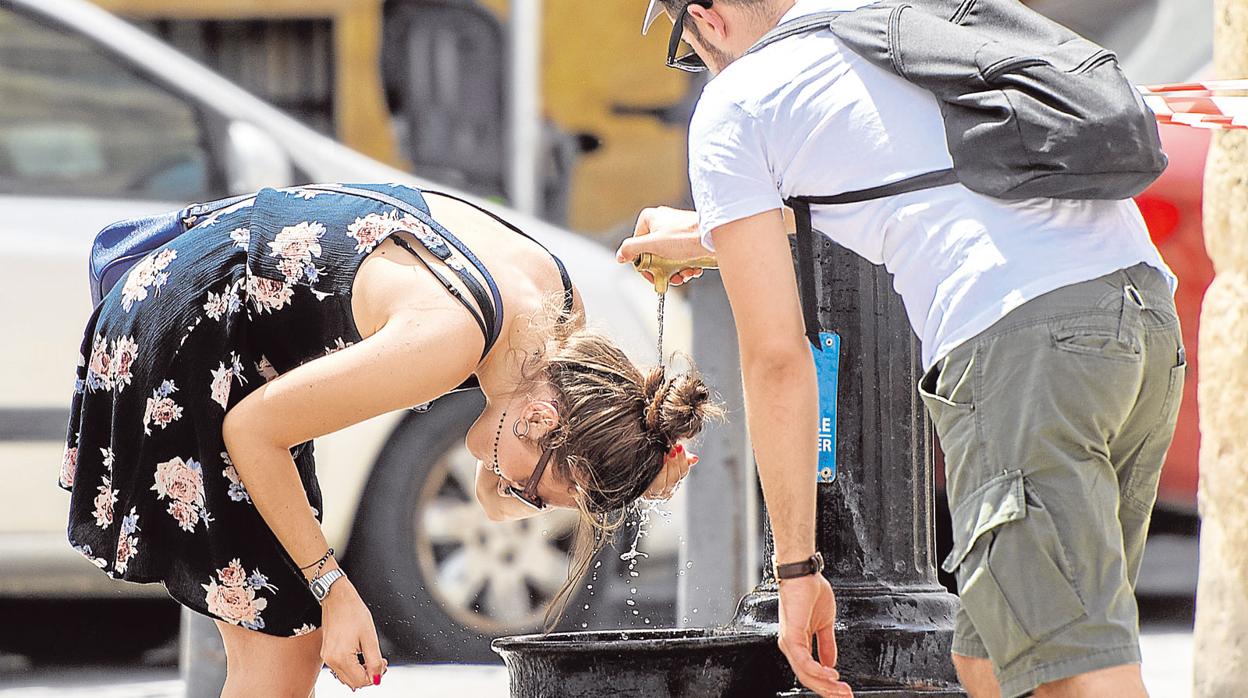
512, 418, 531, 439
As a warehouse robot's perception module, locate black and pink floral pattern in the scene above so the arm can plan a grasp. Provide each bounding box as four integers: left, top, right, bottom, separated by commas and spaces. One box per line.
61, 184, 449, 637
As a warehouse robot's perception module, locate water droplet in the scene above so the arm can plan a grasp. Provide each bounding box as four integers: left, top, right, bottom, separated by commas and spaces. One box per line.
677, 570, 685, 576
630, 587, 637, 594
632, 609, 640, 615
626, 599, 636, 606
692, 608, 699, 613
644, 618, 652, 624
594, 561, 602, 569
629, 571, 639, 577
581, 622, 588, 628
583, 604, 590, 610
681, 617, 689, 624
685, 561, 694, 569
586, 584, 593, 590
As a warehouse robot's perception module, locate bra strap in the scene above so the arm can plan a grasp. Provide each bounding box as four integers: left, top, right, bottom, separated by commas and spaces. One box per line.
424, 189, 576, 322
389, 236, 492, 352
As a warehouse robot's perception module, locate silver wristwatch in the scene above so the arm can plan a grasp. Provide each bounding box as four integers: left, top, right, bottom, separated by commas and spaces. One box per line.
309, 568, 345, 603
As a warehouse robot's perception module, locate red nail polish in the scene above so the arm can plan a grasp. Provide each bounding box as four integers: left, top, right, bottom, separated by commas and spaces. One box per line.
374, 674, 381, 686
675, 444, 683, 453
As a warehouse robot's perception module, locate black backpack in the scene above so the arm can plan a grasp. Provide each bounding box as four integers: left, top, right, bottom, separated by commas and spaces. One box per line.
744, 0, 1168, 346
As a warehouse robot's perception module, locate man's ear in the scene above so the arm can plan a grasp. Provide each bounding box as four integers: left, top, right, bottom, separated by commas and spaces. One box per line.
687, 3, 728, 42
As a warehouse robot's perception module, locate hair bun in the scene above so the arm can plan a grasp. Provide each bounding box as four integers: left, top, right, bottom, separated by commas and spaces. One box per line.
641, 367, 715, 445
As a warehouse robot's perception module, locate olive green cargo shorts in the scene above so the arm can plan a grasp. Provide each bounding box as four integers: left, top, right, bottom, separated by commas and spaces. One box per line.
920, 263, 1185, 698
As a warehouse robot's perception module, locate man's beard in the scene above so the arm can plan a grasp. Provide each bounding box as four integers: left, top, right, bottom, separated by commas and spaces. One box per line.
689, 24, 734, 73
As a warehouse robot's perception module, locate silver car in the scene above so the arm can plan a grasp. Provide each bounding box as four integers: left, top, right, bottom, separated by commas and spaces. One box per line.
0, 0, 683, 662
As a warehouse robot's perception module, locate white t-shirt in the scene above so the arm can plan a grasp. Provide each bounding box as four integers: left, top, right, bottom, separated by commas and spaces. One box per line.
689, 0, 1176, 369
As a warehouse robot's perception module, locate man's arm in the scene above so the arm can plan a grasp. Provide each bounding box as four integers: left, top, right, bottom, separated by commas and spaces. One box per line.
711, 209, 818, 563
713, 209, 850, 698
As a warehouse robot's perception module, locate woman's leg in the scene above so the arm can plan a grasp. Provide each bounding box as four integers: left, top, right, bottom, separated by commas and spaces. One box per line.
215, 619, 323, 698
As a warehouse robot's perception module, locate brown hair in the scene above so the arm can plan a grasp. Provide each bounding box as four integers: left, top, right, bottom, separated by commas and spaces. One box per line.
519, 301, 720, 632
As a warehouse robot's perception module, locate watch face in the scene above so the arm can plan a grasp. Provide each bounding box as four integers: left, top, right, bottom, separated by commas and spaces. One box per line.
311, 579, 327, 600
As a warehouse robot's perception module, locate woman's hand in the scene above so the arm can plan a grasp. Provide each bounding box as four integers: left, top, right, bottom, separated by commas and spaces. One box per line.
644, 444, 699, 501
616, 207, 712, 288
320, 575, 388, 690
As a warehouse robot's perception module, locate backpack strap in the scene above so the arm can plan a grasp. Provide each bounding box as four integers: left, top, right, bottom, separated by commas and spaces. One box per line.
785, 169, 960, 349
744, 9, 845, 58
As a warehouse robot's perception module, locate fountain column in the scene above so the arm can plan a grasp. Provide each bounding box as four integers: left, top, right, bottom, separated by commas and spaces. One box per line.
731, 236, 964, 696
492, 237, 965, 698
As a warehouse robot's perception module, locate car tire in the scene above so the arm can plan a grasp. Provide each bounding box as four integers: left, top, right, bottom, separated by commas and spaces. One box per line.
346, 391, 583, 663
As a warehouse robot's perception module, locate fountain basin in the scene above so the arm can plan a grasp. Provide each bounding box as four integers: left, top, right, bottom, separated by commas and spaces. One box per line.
492, 623, 964, 698
492, 627, 784, 698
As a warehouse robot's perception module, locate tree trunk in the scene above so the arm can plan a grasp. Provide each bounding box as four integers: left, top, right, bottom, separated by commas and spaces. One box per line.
1192, 2, 1248, 695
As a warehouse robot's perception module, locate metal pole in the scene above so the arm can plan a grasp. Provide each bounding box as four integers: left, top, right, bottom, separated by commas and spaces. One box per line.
508, 0, 542, 217
180, 607, 228, 698
1193, 1, 1248, 694
681, 277, 756, 626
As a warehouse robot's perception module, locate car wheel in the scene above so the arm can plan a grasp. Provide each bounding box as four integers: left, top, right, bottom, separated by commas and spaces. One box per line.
347, 391, 581, 662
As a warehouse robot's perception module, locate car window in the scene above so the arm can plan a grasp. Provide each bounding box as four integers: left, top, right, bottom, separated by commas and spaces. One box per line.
0, 7, 219, 201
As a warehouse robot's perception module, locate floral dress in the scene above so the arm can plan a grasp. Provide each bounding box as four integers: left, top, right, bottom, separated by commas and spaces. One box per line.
57, 183, 513, 637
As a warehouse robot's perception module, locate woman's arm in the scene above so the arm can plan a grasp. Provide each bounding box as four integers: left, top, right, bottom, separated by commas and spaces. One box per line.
222, 309, 480, 573
221, 308, 480, 686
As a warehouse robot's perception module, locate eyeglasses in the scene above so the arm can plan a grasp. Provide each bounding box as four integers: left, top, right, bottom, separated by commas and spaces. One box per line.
666, 0, 713, 73
503, 447, 555, 510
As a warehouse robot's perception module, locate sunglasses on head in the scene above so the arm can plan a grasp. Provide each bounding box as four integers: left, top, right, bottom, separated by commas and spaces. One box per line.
665, 0, 714, 73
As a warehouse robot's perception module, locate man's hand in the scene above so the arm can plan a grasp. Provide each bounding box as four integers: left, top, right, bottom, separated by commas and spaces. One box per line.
778, 574, 853, 697
615, 207, 712, 287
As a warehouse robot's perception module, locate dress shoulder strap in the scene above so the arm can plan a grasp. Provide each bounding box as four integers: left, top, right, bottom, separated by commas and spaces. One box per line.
423, 190, 576, 322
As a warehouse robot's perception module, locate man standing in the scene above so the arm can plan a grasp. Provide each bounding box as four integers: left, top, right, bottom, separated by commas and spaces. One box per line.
617, 1, 1184, 697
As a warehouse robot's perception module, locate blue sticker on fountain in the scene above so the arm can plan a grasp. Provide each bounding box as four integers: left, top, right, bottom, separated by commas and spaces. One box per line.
813, 332, 839, 483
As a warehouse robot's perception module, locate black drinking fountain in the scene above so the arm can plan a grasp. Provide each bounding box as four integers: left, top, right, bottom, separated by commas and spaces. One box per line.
494, 241, 966, 697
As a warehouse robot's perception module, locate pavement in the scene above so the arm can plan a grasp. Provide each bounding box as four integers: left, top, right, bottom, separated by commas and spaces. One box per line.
0, 628, 1193, 698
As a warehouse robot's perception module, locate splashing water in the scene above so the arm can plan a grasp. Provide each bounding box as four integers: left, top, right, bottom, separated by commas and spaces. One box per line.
619, 499, 660, 563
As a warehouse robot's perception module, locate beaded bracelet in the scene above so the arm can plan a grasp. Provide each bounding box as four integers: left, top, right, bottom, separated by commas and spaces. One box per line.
299, 547, 335, 579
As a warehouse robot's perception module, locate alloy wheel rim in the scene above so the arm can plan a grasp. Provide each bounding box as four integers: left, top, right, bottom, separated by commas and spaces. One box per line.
414, 443, 578, 633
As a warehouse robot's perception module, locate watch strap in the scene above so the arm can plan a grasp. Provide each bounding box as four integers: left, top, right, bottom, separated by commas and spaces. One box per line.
774, 551, 825, 580
310, 568, 345, 603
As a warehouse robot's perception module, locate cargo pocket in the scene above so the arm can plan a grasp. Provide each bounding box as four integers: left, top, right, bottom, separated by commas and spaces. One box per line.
942, 470, 1086, 669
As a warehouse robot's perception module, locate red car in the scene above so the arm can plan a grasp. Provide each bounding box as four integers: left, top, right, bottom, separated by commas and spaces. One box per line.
1033, 0, 1214, 520
1137, 120, 1210, 515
